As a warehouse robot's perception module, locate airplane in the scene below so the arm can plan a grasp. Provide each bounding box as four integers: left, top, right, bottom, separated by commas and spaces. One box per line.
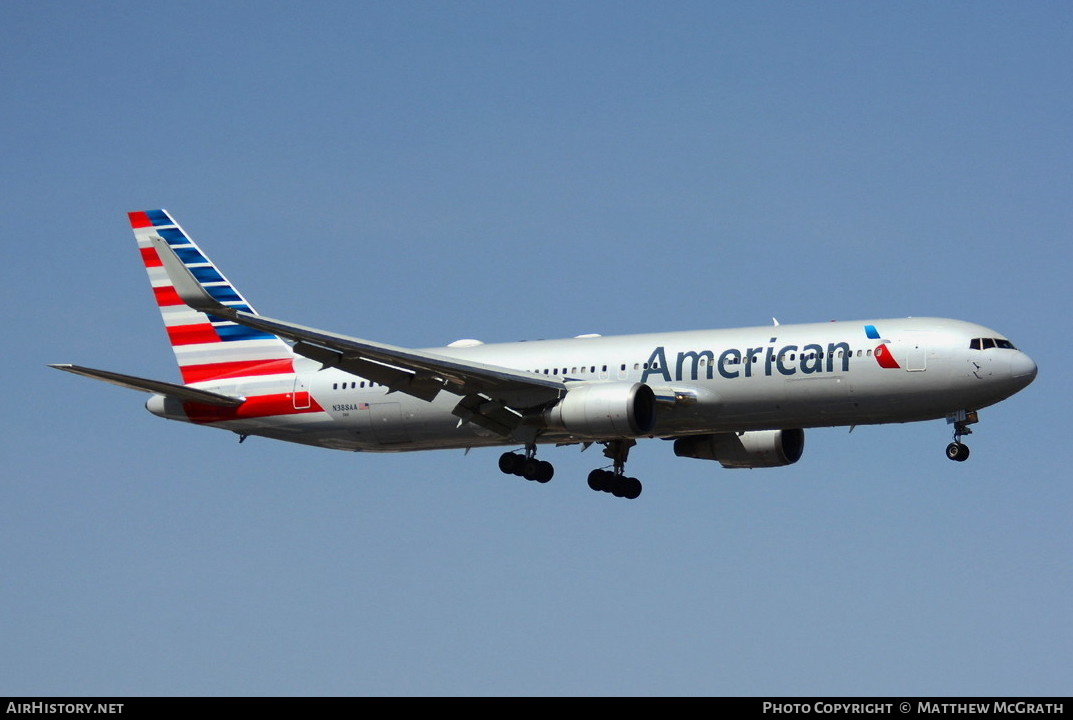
51, 209, 1038, 500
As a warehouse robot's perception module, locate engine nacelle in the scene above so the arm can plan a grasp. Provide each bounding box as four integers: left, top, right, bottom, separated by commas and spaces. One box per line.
544, 382, 657, 439
673, 429, 805, 469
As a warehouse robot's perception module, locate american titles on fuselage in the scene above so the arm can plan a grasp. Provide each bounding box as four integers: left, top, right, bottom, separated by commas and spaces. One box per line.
641, 340, 862, 383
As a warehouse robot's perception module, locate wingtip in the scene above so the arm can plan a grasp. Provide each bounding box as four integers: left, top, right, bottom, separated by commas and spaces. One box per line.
147, 234, 228, 314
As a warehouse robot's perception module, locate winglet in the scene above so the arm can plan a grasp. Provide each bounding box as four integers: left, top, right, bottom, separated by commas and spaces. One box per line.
148, 234, 228, 314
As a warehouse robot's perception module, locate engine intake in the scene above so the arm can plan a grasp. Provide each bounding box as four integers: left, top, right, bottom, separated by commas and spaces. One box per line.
673, 429, 805, 468
545, 382, 656, 439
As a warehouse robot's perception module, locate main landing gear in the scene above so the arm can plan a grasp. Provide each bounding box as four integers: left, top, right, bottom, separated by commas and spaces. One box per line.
497, 440, 643, 499
945, 410, 978, 462
587, 440, 642, 500
498, 445, 554, 483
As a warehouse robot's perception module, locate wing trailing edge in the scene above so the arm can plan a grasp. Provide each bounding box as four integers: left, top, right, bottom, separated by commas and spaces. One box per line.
148, 232, 565, 412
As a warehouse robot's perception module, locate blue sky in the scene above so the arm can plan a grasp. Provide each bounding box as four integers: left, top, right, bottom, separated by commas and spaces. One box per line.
2, 1, 1070, 696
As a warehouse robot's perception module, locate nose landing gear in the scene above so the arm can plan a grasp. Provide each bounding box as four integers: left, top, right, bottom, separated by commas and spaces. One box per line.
945, 440, 970, 462
945, 410, 978, 462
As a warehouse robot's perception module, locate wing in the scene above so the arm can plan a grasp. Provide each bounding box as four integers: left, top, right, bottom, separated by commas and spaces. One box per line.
148, 235, 564, 436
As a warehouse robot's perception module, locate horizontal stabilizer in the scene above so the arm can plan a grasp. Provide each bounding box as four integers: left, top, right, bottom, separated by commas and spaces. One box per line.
49, 364, 245, 407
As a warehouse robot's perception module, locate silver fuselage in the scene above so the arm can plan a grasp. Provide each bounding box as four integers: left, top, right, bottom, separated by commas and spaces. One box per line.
150, 316, 1036, 452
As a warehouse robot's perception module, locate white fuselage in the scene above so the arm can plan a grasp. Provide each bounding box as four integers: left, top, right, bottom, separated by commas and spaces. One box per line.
149, 316, 1037, 452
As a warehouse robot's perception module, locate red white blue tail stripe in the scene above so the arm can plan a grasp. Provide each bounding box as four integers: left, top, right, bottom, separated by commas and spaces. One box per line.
129, 210, 298, 384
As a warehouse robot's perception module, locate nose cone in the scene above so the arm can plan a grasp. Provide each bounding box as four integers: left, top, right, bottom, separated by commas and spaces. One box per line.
1010, 351, 1038, 386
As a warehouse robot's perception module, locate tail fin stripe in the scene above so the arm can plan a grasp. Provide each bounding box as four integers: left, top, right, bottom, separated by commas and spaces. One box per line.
140, 247, 163, 267
145, 210, 172, 226
167, 324, 221, 346
190, 266, 226, 283
214, 325, 277, 342
205, 285, 244, 303
157, 228, 190, 245
181, 359, 295, 385
173, 342, 295, 366
175, 247, 209, 264
129, 211, 154, 228
154, 285, 185, 307
165, 323, 277, 346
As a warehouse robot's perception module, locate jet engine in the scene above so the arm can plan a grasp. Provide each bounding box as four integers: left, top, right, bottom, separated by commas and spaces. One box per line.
673, 429, 805, 468
544, 382, 657, 439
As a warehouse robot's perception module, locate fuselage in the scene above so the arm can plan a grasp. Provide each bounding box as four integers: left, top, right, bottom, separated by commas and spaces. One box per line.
147, 316, 1037, 452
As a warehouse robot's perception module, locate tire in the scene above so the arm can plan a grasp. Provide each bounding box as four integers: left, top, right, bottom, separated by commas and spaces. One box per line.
946, 442, 970, 462
498, 452, 518, 474
536, 461, 554, 483
588, 469, 609, 492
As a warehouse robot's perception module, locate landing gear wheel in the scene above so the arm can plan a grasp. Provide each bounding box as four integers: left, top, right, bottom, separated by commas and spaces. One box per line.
586, 469, 641, 499
588, 440, 644, 499
588, 469, 611, 492
499, 449, 554, 484
498, 452, 520, 474
535, 460, 554, 483
946, 442, 970, 462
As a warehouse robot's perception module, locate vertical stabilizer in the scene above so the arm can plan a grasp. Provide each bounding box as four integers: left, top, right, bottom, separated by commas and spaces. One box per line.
128, 210, 296, 384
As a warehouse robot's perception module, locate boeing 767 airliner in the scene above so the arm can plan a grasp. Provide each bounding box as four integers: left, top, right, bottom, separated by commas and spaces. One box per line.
51, 210, 1037, 499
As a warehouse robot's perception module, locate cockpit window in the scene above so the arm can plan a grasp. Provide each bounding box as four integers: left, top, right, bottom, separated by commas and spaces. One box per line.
970, 337, 1018, 350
